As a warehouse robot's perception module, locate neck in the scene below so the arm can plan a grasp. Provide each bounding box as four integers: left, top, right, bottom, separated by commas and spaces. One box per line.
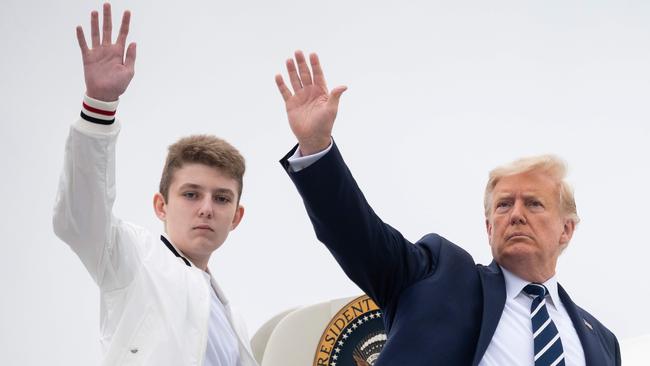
185, 253, 209, 271
499, 260, 555, 283
160, 235, 210, 270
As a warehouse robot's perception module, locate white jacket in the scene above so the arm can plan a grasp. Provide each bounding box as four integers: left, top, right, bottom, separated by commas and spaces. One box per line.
53, 116, 258, 366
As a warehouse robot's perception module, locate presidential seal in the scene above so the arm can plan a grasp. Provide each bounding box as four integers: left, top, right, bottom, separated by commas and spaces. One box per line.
313, 295, 387, 366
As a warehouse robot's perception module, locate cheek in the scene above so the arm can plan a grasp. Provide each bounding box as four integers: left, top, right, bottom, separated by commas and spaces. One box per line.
489, 223, 508, 247
221, 214, 236, 229
489, 219, 503, 234
167, 208, 193, 231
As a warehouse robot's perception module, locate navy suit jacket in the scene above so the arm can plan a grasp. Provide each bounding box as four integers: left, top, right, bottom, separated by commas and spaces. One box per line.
281, 143, 620, 365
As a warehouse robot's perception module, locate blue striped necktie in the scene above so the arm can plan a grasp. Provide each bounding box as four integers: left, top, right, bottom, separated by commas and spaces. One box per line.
523, 283, 566, 366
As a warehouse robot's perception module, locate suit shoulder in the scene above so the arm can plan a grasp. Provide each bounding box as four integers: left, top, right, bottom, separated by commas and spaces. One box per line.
415, 233, 477, 270
575, 305, 618, 341
574, 303, 620, 363
416, 233, 472, 256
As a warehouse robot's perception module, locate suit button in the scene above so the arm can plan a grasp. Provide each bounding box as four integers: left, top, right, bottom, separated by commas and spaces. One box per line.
130, 348, 138, 354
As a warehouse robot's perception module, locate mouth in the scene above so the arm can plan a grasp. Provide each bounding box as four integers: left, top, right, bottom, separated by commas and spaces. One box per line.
193, 225, 214, 232
506, 232, 531, 241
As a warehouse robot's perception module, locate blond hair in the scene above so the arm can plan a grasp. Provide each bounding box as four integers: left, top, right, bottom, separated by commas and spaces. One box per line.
484, 155, 579, 225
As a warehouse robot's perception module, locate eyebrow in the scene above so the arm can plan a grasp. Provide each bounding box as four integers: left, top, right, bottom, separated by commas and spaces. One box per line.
493, 192, 544, 200
178, 183, 235, 197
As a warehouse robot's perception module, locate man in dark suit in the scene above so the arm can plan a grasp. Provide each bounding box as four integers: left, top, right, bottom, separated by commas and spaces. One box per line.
274, 51, 620, 365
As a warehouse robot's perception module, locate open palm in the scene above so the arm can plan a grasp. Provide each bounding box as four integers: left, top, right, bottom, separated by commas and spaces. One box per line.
77, 3, 136, 102
276, 51, 346, 155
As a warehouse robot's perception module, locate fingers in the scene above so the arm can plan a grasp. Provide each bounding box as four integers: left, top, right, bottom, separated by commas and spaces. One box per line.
295, 50, 313, 86
275, 74, 292, 102
116, 10, 131, 46
102, 3, 112, 45
280, 50, 335, 99
286, 58, 302, 92
125, 42, 137, 71
309, 53, 327, 90
87, 5, 130, 52
76, 26, 89, 54
328, 86, 348, 109
90, 10, 100, 47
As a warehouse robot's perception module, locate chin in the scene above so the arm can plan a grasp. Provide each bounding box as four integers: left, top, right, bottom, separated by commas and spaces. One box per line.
497, 242, 537, 260
501, 248, 536, 264
199, 237, 227, 252
191, 238, 214, 249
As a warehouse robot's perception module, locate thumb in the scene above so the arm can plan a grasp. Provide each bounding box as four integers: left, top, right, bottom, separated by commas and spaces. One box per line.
328, 85, 347, 109
125, 42, 137, 71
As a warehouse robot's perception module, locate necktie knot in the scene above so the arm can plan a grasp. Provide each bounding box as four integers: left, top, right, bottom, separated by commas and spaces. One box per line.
523, 283, 548, 299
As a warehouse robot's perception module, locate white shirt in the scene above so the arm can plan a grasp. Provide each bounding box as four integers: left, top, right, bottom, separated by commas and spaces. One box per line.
479, 266, 585, 365
287, 142, 332, 172
203, 272, 240, 366
288, 141, 586, 365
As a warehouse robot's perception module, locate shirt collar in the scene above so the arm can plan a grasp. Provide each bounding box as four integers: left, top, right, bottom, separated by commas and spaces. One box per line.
499, 265, 561, 309
204, 268, 230, 307
160, 234, 229, 306
160, 233, 193, 267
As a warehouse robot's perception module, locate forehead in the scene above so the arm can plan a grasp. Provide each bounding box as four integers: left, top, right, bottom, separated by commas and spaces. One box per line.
492, 171, 559, 198
169, 163, 238, 190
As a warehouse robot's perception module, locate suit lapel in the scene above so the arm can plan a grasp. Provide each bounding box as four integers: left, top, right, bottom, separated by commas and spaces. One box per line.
467, 271, 607, 365
471, 261, 507, 366
558, 284, 606, 366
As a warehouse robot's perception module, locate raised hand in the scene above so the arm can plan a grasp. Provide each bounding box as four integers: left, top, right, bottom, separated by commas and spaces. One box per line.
76, 3, 136, 102
275, 51, 347, 155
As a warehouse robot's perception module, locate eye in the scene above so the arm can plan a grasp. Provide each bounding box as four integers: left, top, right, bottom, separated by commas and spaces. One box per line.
494, 200, 511, 213
182, 191, 198, 200
213, 195, 232, 204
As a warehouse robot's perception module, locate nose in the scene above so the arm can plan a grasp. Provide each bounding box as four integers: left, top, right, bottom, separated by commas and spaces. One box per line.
198, 197, 213, 219
509, 201, 526, 225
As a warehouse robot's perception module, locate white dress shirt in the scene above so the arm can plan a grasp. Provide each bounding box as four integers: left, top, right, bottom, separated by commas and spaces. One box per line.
203, 271, 240, 366
479, 266, 585, 365
286, 141, 333, 171
288, 141, 586, 365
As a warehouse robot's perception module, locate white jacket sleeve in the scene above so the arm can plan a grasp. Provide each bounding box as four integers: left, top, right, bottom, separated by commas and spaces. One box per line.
53, 100, 141, 291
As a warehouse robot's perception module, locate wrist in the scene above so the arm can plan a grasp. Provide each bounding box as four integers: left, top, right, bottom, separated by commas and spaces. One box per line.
85, 86, 120, 103
298, 137, 331, 156
80, 94, 119, 125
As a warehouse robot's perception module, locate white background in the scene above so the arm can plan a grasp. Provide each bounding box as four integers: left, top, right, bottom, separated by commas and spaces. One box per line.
1, 0, 648, 364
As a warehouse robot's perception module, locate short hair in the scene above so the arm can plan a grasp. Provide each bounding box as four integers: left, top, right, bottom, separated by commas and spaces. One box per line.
483, 155, 580, 225
159, 135, 245, 202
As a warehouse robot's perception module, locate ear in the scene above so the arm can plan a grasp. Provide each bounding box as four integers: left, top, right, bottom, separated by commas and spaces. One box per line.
559, 218, 576, 246
485, 217, 493, 243
229, 204, 245, 231
153, 192, 167, 221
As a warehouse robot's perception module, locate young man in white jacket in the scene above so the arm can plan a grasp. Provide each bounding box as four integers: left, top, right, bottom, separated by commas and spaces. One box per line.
53, 4, 257, 365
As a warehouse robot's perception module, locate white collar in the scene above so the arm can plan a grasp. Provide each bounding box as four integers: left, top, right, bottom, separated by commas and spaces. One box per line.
203, 268, 230, 307
499, 265, 561, 310
160, 233, 229, 306
160, 232, 194, 266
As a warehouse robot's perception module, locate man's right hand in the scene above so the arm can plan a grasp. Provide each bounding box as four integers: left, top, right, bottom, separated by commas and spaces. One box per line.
77, 3, 136, 102
275, 51, 347, 156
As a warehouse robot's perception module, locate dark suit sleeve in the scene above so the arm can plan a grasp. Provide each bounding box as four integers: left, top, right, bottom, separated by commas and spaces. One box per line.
280, 142, 436, 309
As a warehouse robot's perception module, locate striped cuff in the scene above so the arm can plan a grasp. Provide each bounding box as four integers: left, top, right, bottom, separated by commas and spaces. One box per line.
80, 95, 119, 125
